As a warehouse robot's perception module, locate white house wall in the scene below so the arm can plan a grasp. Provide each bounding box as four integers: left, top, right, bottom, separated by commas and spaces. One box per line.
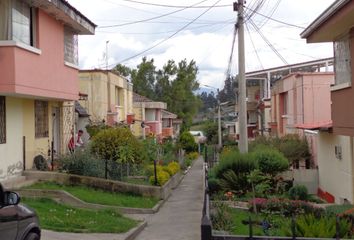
0, 97, 23, 180
317, 132, 353, 203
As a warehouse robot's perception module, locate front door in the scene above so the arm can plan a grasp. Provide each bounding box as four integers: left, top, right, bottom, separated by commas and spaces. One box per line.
52, 107, 61, 158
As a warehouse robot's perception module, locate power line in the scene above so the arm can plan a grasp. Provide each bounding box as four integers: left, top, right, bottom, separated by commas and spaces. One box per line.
257, 0, 281, 29
105, 0, 223, 67
99, 0, 209, 28
96, 19, 234, 35
244, 5, 305, 29
225, 24, 238, 78
248, 19, 288, 65
245, 22, 264, 69
116, 0, 231, 8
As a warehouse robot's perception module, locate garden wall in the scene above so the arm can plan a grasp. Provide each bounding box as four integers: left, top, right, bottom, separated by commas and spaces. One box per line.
282, 169, 319, 194
23, 171, 183, 200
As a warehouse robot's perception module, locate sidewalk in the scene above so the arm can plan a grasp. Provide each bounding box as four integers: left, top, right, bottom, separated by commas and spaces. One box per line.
134, 157, 204, 240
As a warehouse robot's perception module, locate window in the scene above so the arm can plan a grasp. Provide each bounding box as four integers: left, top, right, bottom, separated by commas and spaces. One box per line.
64, 26, 78, 65
334, 36, 351, 85
35, 100, 48, 138
0, 97, 6, 144
115, 86, 120, 106
0, 0, 36, 46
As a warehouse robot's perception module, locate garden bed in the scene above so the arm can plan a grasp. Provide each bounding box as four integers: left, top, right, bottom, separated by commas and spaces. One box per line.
23, 170, 183, 200
22, 198, 139, 233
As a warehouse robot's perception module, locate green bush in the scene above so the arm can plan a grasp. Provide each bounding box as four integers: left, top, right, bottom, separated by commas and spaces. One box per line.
86, 123, 111, 138
144, 164, 163, 178
167, 161, 180, 175
141, 137, 158, 164
202, 121, 218, 144
149, 170, 170, 186
213, 150, 257, 193
58, 148, 105, 178
289, 185, 308, 200
214, 150, 257, 179
186, 152, 199, 160
178, 131, 198, 153
282, 214, 351, 238
208, 177, 220, 194
91, 127, 143, 164
252, 146, 289, 176
211, 202, 234, 232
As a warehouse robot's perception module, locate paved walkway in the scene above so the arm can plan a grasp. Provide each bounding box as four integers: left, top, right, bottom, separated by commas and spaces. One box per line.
41, 157, 204, 240
134, 157, 204, 240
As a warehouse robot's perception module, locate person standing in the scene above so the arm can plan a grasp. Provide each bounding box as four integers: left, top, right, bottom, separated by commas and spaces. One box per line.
68, 129, 84, 153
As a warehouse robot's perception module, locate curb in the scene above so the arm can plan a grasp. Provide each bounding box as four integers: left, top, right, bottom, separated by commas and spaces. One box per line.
124, 220, 147, 240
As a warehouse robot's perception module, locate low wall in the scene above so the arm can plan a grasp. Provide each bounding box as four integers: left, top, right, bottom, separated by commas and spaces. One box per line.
23, 171, 183, 200
282, 169, 319, 194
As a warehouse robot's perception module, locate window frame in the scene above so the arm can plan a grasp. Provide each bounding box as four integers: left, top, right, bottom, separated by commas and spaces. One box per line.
9, 0, 37, 47
34, 100, 49, 138
64, 26, 78, 66
334, 35, 352, 86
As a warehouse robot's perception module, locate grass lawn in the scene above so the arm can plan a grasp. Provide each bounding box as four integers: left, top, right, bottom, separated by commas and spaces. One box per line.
24, 181, 159, 209
228, 208, 290, 237
22, 198, 138, 233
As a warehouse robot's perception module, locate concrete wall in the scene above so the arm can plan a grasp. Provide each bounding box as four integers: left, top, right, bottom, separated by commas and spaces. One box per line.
317, 132, 354, 203
0, 97, 23, 180
283, 169, 319, 194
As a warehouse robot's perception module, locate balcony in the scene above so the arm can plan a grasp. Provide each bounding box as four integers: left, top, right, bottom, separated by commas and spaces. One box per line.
0, 42, 78, 100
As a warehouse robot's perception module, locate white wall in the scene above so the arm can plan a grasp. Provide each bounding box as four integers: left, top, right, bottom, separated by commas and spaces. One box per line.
0, 97, 23, 180
317, 132, 353, 203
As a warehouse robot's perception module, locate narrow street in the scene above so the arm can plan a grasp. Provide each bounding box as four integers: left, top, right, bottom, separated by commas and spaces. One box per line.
134, 157, 204, 240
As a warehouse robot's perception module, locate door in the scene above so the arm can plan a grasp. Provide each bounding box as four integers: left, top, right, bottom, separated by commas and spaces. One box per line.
52, 107, 61, 158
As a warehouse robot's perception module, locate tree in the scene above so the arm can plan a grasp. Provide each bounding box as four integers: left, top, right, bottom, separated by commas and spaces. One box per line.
130, 57, 156, 99
112, 64, 131, 78
218, 75, 236, 103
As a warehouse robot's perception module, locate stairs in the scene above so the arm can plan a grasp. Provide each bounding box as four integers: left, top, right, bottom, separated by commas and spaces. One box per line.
2, 175, 37, 190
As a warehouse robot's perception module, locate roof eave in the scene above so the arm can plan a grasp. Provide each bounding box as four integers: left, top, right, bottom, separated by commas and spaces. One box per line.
301, 0, 350, 40
29, 0, 96, 35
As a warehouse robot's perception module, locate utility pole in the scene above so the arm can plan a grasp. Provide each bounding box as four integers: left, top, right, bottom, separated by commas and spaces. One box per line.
235, 0, 248, 153
217, 88, 222, 149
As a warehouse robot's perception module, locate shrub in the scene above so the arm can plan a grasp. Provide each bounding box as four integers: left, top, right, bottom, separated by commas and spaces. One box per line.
149, 170, 170, 186
211, 202, 234, 232
289, 185, 308, 200
282, 214, 351, 238
213, 150, 256, 194
249, 198, 324, 217
58, 148, 105, 178
208, 178, 220, 194
178, 131, 198, 153
202, 121, 218, 144
167, 161, 180, 175
185, 158, 192, 167
186, 152, 199, 160
86, 123, 111, 138
252, 146, 289, 176
91, 127, 143, 164
278, 134, 311, 167
144, 164, 163, 178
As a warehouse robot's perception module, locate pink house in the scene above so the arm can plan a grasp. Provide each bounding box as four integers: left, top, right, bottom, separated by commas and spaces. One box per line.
271, 72, 334, 167
0, 0, 95, 181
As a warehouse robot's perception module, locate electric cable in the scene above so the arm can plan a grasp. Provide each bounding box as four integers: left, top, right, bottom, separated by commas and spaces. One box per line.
244, 5, 305, 29
115, 0, 231, 8
102, 0, 223, 68
248, 19, 288, 65
99, 0, 210, 28
245, 22, 264, 69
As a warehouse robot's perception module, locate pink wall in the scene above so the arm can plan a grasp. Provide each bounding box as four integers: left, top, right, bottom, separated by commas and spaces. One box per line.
274, 73, 333, 131
0, 10, 78, 100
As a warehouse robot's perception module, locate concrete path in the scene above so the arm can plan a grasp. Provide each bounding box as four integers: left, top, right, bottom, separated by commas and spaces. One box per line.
134, 157, 204, 240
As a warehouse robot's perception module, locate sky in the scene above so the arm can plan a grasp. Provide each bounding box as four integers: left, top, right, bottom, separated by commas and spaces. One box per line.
68, 0, 335, 90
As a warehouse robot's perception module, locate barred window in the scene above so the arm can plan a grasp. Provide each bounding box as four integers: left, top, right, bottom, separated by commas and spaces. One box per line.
334, 36, 351, 85
35, 100, 48, 138
0, 97, 6, 144
64, 26, 78, 65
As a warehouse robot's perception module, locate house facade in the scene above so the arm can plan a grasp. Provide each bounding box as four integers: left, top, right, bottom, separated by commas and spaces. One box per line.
132, 93, 167, 139
0, 0, 95, 181
271, 73, 333, 137
301, 0, 354, 203
78, 70, 134, 126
